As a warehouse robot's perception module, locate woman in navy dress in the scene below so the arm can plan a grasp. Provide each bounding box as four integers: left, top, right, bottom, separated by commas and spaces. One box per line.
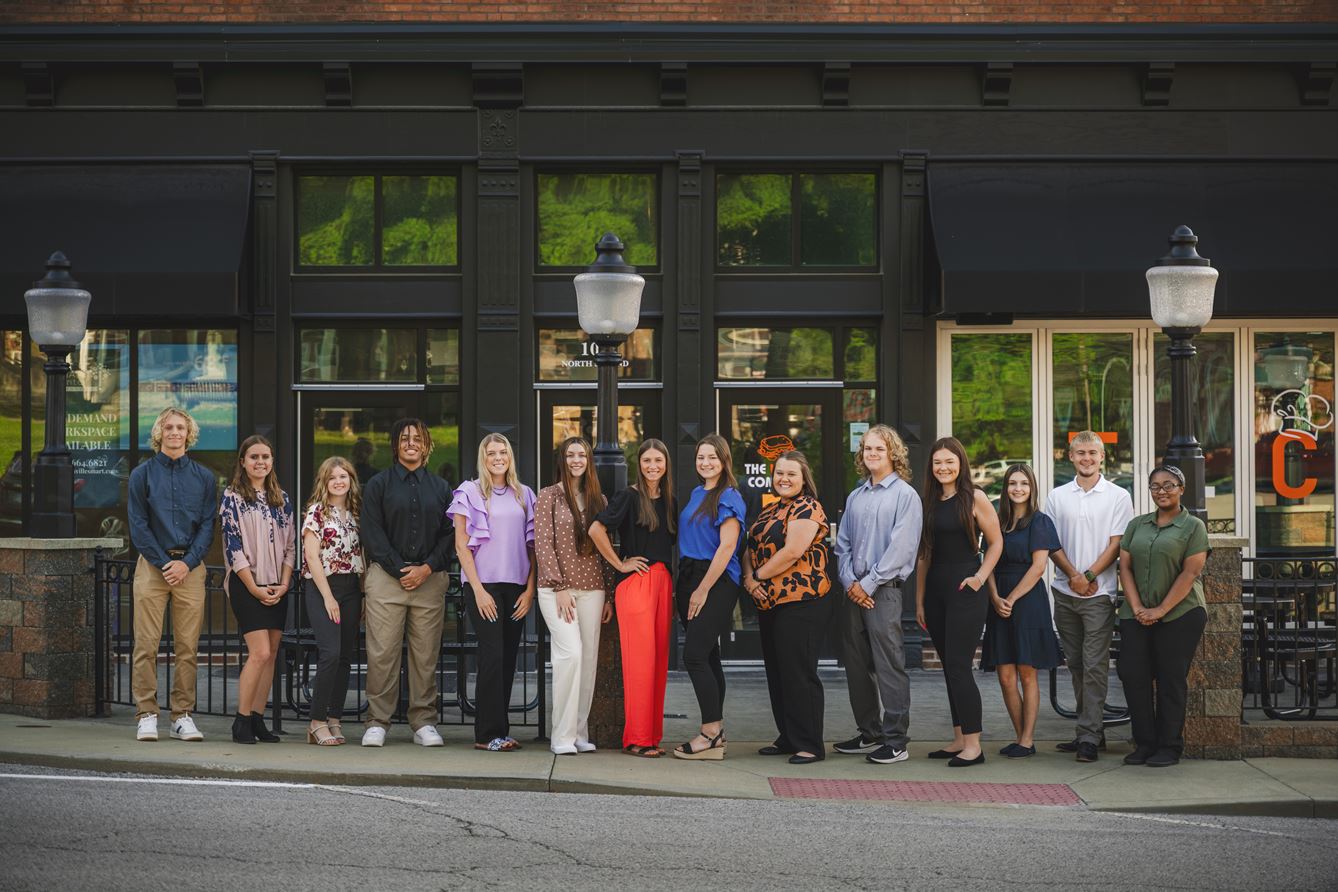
982, 464, 1064, 759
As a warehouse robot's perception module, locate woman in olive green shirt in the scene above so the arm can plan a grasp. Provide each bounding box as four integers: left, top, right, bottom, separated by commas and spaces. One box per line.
1116, 465, 1210, 768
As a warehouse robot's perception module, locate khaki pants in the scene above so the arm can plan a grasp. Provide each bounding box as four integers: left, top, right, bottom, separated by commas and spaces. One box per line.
363, 563, 448, 731
132, 556, 207, 719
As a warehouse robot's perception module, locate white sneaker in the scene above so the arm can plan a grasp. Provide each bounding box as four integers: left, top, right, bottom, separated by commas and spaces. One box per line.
575, 740, 597, 753
552, 743, 578, 755
414, 725, 444, 747
361, 726, 386, 747
136, 715, 158, 741
170, 715, 203, 741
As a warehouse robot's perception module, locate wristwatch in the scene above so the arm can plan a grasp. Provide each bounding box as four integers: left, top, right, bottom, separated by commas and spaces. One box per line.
1083, 569, 1097, 583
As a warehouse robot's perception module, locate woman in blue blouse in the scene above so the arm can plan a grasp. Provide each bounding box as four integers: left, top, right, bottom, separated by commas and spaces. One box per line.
981, 464, 1064, 759
673, 433, 746, 760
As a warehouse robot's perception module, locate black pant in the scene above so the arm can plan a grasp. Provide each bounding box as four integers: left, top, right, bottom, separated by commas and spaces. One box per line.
924, 568, 989, 735
465, 582, 527, 743
305, 575, 363, 722
760, 594, 835, 756
1117, 607, 1207, 756
676, 558, 740, 725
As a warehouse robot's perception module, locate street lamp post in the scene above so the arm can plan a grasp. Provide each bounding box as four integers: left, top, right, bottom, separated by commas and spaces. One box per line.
572, 233, 645, 748
24, 252, 92, 539
1147, 225, 1218, 522
573, 233, 646, 498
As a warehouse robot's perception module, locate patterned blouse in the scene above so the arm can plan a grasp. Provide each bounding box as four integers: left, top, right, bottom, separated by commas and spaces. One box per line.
534, 483, 609, 592
301, 502, 365, 579
219, 486, 296, 587
745, 494, 832, 610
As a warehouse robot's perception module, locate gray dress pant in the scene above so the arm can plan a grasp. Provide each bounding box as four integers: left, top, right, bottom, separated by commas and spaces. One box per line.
1053, 589, 1116, 745
840, 582, 910, 749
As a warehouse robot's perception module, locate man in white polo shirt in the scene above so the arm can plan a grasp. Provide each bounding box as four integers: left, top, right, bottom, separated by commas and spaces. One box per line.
1044, 430, 1134, 763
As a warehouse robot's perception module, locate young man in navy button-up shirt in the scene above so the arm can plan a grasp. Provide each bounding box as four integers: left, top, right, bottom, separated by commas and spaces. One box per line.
127, 407, 218, 743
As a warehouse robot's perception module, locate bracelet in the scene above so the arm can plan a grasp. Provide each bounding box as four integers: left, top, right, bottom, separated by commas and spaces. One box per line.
1083, 569, 1097, 583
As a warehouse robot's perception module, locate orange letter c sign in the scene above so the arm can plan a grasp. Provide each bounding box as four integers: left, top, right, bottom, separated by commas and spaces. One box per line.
1273, 430, 1318, 500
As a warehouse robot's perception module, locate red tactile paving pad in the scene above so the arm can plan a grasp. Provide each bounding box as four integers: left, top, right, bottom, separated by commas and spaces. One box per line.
769, 777, 1082, 807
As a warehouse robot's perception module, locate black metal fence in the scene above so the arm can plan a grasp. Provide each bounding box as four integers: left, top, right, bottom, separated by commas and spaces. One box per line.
94, 555, 549, 734
1242, 556, 1337, 721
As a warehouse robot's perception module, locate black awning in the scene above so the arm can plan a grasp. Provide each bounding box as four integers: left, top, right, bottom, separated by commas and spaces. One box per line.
928, 161, 1338, 318
0, 165, 251, 319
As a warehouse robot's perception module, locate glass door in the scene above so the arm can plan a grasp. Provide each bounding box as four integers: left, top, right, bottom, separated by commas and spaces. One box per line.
718, 387, 843, 660
537, 389, 662, 488
297, 391, 419, 510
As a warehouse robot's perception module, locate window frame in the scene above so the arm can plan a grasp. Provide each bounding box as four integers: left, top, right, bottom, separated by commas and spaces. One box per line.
533, 169, 662, 272
937, 318, 1338, 557
714, 168, 881, 273
294, 169, 462, 272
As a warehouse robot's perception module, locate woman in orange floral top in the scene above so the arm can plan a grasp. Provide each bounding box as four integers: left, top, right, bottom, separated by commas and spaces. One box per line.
742, 450, 833, 764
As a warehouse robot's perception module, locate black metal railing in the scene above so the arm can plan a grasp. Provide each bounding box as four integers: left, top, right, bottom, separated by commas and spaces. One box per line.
1242, 556, 1337, 721
94, 554, 549, 734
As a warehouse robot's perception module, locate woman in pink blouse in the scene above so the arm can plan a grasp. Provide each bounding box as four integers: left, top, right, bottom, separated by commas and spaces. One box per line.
451, 434, 537, 752
535, 437, 613, 755
301, 456, 365, 746
220, 435, 296, 745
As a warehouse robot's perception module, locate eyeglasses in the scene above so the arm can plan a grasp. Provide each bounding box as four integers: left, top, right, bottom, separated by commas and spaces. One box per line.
1148, 483, 1183, 493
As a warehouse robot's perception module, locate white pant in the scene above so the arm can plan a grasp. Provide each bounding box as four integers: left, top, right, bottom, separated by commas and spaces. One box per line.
537, 587, 605, 750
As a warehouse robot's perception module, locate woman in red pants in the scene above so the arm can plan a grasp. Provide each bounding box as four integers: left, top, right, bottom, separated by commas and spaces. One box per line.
590, 439, 677, 757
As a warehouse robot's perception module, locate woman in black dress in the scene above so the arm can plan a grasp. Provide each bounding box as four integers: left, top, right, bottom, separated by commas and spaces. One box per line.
981, 464, 1064, 758
915, 437, 1003, 767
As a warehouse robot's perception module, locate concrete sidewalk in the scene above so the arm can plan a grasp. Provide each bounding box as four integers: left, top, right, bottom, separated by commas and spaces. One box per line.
2, 668, 1335, 818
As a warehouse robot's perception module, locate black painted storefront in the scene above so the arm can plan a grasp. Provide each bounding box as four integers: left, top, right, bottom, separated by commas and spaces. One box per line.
2, 22, 1336, 661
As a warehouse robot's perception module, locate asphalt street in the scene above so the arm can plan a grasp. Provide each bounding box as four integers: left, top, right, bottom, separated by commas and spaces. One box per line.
2, 763, 1336, 891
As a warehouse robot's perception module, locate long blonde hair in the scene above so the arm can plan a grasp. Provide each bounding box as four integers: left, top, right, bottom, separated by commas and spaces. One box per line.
149, 406, 200, 452
476, 433, 525, 508
306, 456, 362, 520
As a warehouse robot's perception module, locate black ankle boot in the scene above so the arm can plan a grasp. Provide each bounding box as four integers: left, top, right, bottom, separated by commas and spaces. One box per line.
232, 714, 256, 744
251, 712, 280, 743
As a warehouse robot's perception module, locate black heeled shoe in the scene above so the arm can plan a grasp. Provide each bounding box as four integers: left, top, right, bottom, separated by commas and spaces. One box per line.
232, 714, 256, 744
250, 712, 280, 743
947, 752, 985, 767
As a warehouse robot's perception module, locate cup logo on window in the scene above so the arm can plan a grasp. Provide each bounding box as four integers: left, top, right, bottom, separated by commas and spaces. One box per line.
1269, 390, 1334, 500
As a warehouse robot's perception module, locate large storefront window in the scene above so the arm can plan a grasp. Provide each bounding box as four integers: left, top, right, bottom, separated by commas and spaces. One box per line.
718, 327, 834, 380
139, 330, 238, 452
1052, 332, 1135, 495
950, 332, 1033, 499
536, 173, 658, 268
297, 173, 459, 268
299, 328, 419, 383
1154, 331, 1236, 531
537, 328, 657, 382
717, 172, 877, 268
1254, 331, 1336, 555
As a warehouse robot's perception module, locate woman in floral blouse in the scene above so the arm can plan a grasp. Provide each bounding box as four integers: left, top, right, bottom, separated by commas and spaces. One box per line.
741, 450, 833, 764
301, 456, 365, 746
220, 435, 296, 745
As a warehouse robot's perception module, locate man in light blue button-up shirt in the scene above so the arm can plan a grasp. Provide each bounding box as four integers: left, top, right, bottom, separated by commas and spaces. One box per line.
832, 424, 922, 764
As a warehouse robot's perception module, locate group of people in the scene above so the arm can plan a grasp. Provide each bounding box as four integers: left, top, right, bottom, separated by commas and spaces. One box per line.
128, 405, 1211, 770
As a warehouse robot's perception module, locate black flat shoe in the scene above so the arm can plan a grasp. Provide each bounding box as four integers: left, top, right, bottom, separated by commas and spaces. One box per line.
1146, 749, 1180, 768
1123, 746, 1157, 766
1002, 743, 1036, 759
947, 753, 986, 767
758, 745, 796, 756
928, 748, 963, 759
251, 712, 280, 743
788, 753, 823, 765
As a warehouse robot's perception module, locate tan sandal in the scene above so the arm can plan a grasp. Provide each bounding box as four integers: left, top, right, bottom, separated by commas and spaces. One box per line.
327, 720, 345, 744
307, 722, 339, 746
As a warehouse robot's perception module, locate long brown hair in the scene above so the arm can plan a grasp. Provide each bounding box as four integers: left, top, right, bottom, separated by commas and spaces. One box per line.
691, 433, 741, 523
775, 450, 819, 501
554, 436, 605, 555
997, 463, 1038, 534
306, 456, 362, 520
230, 434, 284, 509
919, 436, 978, 560
632, 438, 676, 535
